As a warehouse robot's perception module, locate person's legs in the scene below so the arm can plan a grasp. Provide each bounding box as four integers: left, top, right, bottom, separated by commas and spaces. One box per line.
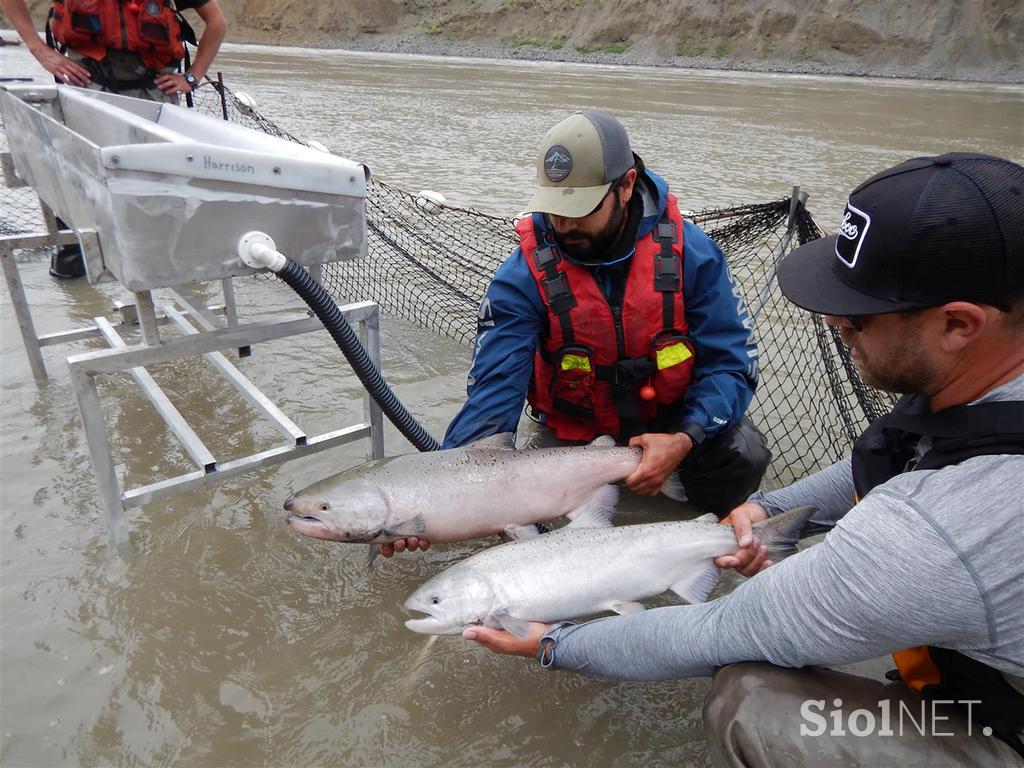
49, 220, 86, 279
48, 51, 177, 279
677, 416, 771, 517
704, 662, 1023, 768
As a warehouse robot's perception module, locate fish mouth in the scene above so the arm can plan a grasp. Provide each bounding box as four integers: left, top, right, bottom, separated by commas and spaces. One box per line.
404, 614, 464, 635
403, 602, 464, 635
286, 514, 339, 541
285, 515, 382, 543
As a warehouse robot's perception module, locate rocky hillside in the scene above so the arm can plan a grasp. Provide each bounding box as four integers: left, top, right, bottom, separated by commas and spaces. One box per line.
20, 0, 1024, 81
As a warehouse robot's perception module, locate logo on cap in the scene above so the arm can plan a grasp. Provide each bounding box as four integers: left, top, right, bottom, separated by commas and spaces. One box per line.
544, 145, 572, 183
835, 201, 871, 269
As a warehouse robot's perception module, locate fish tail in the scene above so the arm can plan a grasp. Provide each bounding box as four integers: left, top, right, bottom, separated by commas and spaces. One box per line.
751, 505, 816, 561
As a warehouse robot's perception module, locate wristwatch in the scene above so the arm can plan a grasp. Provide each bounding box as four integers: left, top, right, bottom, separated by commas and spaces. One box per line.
183, 72, 198, 91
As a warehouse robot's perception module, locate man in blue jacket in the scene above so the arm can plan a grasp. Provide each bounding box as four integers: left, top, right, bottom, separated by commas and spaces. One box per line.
386, 110, 769, 555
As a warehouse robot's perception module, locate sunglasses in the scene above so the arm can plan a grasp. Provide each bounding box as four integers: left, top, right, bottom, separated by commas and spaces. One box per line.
583, 187, 614, 217
841, 306, 930, 332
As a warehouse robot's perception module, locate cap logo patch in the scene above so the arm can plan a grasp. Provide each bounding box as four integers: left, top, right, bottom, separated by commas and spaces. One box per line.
544, 145, 572, 183
835, 201, 871, 269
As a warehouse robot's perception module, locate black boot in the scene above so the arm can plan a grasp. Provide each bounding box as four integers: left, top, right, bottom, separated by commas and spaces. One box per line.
49, 244, 86, 279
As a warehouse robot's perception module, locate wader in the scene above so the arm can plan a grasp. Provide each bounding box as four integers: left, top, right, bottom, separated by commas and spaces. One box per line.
704, 663, 1024, 767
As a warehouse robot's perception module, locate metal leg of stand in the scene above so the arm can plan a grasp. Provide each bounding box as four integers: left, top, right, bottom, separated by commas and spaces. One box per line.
221, 277, 239, 328
134, 290, 162, 346
69, 363, 128, 545
0, 242, 48, 381
221, 277, 251, 358
362, 306, 386, 460
38, 198, 61, 236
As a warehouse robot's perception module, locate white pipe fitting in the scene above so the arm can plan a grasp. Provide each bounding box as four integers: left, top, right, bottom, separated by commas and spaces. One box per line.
237, 231, 287, 272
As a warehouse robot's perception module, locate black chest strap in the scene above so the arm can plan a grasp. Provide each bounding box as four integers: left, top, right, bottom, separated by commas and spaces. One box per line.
653, 219, 680, 330
531, 241, 576, 345
851, 395, 1024, 499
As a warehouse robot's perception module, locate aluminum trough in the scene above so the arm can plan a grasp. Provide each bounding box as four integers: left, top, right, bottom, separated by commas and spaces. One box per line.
0, 85, 367, 290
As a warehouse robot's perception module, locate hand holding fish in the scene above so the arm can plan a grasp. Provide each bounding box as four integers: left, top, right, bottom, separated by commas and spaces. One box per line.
625, 432, 693, 495
462, 623, 549, 658
380, 537, 431, 557
715, 502, 772, 576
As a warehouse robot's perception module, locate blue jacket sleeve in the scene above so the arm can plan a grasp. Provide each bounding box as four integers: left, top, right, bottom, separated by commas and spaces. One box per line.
679, 221, 759, 440
442, 249, 543, 448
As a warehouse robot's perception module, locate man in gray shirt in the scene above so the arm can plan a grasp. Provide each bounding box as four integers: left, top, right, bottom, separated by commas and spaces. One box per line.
465, 153, 1024, 766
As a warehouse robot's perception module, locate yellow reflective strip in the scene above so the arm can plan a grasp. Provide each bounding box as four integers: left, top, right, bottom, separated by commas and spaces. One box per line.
560, 354, 592, 372
656, 342, 692, 370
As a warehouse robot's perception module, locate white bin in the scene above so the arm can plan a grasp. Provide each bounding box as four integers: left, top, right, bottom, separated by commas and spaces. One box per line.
0, 85, 367, 290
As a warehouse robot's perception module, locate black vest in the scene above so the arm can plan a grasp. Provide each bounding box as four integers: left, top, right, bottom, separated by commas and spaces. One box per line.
851, 393, 1024, 756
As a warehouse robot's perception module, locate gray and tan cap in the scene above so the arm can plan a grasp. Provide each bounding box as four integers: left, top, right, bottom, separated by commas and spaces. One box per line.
524, 110, 635, 218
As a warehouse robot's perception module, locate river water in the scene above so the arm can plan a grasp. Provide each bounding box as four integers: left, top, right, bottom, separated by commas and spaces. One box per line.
1, 41, 1022, 767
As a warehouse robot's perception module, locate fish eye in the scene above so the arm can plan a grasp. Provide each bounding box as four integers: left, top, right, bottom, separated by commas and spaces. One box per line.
431, 596, 440, 605
320, 503, 330, 511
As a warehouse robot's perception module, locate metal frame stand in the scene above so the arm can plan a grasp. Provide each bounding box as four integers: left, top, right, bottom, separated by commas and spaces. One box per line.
1, 170, 386, 545
67, 300, 386, 546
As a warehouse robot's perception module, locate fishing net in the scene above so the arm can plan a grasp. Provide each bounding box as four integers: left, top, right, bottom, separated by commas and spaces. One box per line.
0, 79, 895, 489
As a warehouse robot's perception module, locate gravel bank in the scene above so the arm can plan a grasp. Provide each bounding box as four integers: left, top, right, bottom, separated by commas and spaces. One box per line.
324, 31, 1022, 84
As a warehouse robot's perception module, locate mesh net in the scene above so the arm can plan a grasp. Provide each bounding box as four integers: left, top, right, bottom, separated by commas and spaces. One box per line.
1, 79, 896, 489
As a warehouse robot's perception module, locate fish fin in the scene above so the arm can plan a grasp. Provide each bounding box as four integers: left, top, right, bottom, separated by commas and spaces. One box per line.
610, 600, 645, 615
752, 505, 817, 561
669, 563, 721, 604
565, 484, 618, 529
366, 544, 380, 567
588, 435, 616, 448
383, 514, 427, 538
492, 610, 530, 638
469, 432, 517, 450
501, 524, 542, 541
660, 473, 688, 502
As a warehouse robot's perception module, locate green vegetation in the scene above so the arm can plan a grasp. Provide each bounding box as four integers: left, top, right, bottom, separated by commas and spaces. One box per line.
574, 41, 631, 55
713, 41, 731, 58
507, 35, 565, 50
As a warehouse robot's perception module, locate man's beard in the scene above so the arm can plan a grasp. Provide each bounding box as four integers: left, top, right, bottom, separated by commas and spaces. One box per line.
553, 196, 628, 264
840, 326, 937, 395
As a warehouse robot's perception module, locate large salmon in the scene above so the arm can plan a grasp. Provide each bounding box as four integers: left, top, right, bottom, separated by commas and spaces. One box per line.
403, 507, 816, 636
284, 433, 684, 547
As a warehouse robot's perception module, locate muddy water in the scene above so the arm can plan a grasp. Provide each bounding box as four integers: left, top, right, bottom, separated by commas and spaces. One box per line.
1, 41, 1021, 767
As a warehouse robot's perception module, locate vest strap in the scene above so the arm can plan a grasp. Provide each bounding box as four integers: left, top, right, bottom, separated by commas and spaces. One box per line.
654, 218, 680, 330
531, 234, 577, 343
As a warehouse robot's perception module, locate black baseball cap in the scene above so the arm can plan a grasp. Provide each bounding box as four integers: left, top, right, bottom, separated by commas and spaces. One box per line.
777, 152, 1024, 316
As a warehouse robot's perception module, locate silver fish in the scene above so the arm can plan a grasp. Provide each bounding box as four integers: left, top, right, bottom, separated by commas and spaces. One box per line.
284, 433, 684, 547
403, 506, 816, 637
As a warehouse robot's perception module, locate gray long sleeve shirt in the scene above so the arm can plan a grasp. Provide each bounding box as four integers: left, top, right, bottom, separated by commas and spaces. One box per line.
539, 373, 1024, 684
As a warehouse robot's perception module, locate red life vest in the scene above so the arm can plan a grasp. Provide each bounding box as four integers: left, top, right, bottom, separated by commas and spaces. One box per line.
51, 0, 186, 70
520, 194, 695, 442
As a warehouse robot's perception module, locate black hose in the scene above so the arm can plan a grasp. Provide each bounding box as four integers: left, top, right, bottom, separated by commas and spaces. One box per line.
277, 259, 441, 452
